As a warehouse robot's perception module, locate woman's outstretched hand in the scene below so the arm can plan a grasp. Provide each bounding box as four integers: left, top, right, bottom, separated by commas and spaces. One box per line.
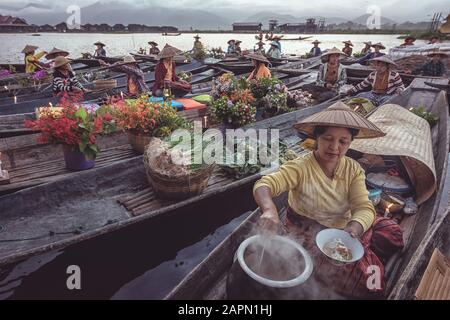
344, 221, 364, 238
258, 209, 280, 235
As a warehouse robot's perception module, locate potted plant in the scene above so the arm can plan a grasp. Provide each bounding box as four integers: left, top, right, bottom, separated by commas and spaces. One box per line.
111, 95, 188, 153
25, 104, 116, 171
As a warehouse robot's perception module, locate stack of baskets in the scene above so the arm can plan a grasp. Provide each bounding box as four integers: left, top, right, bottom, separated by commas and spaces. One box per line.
93, 79, 117, 90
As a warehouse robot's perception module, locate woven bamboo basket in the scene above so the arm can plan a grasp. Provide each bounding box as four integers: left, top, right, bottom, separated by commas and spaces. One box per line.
127, 131, 153, 154
93, 79, 117, 90
143, 148, 215, 200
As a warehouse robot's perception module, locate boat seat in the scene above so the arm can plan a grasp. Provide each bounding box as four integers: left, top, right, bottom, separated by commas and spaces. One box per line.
415, 248, 450, 300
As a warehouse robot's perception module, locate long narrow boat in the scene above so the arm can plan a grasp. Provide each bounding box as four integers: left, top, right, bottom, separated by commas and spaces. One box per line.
0, 95, 340, 267
164, 77, 449, 299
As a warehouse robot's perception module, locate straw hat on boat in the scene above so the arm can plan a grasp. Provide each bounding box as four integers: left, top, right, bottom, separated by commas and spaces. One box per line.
148, 41, 158, 46
227, 39, 236, 44
158, 44, 179, 59
22, 45, 39, 54
94, 42, 106, 47
343, 40, 354, 46
235, 40, 242, 44
293, 101, 385, 139
45, 47, 69, 60
321, 47, 348, 58
404, 36, 416, 42
312, 40, 321, 44
194, 35, 201, 39
245, 52, 269, 64
427, 49, 448, 58
363, 41, 372, 46
270, 41, 280, 48
370, 55, 397, 67
371, 42, 386, 49
115, 55, 142, 66
53, 56, 71, 69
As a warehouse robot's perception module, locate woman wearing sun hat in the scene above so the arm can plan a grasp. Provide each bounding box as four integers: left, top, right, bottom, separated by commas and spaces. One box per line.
22, 45, 47, 73
266, 41, 281, 59
348, 55, 405, 106
303, 47, 347, 102
254, 40, 266, 54
52, 56, 86, 96
148, 41, 160, 55
254, 102, 402, 298
226, 39, 236, 55
93, 42, 107, 58
100, 55, 149, 97
357, 42, 386, 65
309, 40, 322, 57
152, 44, 191, 97
234, 40, 242, 55
342, 40, 354, 56
361, 41, 372, 55
246, 52, 272, 81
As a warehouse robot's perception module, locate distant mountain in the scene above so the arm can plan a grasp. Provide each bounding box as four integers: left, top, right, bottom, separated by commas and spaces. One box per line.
245, 12, 300, 26
352, 14, 397, 26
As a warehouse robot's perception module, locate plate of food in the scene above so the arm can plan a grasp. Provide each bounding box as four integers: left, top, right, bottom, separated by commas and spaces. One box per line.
316, 229, 364, 264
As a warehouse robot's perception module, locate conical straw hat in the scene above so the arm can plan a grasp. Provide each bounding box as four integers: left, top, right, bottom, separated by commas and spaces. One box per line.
343, 40, 354, 46
22, 45, 38, 54
371, 42, 386, 49
45, 47, 69, 60
293, 101, 385, 139
245, 52, 269, 64
370, 55, 397, 67
158, 44, 180, 59
53, 56, 71, 69
321, 47, 348, 58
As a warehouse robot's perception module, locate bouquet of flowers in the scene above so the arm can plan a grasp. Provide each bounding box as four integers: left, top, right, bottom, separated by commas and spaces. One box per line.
111, 95, 188, 137
177, 71, 192, 82
287, 89, 314, 109
25, 103, 116, 160
250, 77, 290, 115
206, 47, 225, 59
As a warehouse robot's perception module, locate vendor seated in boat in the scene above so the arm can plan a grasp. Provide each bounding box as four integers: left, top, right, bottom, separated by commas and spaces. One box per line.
357, 42, 386, 65
309, 40, 322, 57
303, 47, 347, 102
246, 52, 271, 81
410, 50, 447, 77
361, 41, 372, 55
342, 41, 353, 56
52, 56, 87, 96
45, 48, 70, 67
100, 56, 149, 97
192, 35, 205, 58
254, 102, 397, 298
226, 39, 236, 55
400, 36, 416, 46
428, 36, 440, 44
93, 42, 107, 58
254, 41, 266, 54
347, 56, 405, 106
234, 40, 242, 55
266, 41, 281, 59
22, 45, 48, 73
148, 41, 160, 55
152, 44, 192, 97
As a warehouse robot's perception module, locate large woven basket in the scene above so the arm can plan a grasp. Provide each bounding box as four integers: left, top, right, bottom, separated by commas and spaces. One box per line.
93, 79, 117, 90
143, 148, 215, 200
127, 131, 153, 154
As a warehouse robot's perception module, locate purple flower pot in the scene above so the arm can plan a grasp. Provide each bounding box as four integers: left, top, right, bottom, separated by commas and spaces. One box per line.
62, 145, 95, 171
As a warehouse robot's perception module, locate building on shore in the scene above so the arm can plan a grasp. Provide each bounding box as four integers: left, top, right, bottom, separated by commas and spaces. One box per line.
232, 22, 263, 32
0, 15, 34, 32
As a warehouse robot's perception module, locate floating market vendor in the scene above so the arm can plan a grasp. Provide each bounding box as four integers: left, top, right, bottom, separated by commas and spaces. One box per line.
93, 42, 107, 58
410, 50, 447, 77
234, 40, 242, 55
360, 41, 372, 55
303, 47, 347, 102
254, 102, 404, 298
100, 55, 149, 97
356, 42, 386, 65
347, 56, 405, 106
192, 35, 205, 59
45, 47, 70, 68
152, 44, 192, 97
227, 39, 236, 55
400, 36, 416, 46
428, 36, 440, 44
22, 45, 47, 74
148, 41, 160, 55
309, 40, 322, 57
52, 56, 87, 96
246, 52, 272, 81
254, 41, 266, 54
342, 40, 353, 56
266, 41, 281, 59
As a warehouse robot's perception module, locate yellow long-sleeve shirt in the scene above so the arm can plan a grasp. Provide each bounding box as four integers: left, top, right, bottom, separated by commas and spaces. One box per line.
25, 51, 46, 73
253, 152, 375, 232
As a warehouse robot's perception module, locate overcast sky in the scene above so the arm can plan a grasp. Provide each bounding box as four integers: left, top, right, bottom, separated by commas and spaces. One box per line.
0, 0, 448, 21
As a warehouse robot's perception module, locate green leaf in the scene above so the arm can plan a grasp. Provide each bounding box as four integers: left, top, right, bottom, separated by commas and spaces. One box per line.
79, 142, 87, 153
75, 107, 87, 121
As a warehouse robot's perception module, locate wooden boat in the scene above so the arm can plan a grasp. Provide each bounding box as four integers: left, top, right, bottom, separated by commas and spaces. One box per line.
162, 32, 181, 36
0, 95, 340, 267
279, 36, 313, 41
165, 78, 449, 299
131, 53, 191, 65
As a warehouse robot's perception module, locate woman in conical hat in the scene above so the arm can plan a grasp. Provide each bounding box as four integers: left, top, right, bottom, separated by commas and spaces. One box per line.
266, 41, 281, 59
93, 42, 107, 58
45, 47, 69, 60
22, 45, 47, 73
148, 41, 160, 55
409, 50, 448, 77
246, 52, 271, 81
361, 41, 372, 55
348, 55, 405, 106
309, 40, 322, 57
357, 42, 385, 65
152, 44, 191, 97
254, 101, 392, 298
342, 40, 354, 56
303, 47, 348, 102
52, 56, 86, 96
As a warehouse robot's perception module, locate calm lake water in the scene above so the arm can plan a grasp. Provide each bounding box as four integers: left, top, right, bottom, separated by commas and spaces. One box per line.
0, 32, 423, 64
